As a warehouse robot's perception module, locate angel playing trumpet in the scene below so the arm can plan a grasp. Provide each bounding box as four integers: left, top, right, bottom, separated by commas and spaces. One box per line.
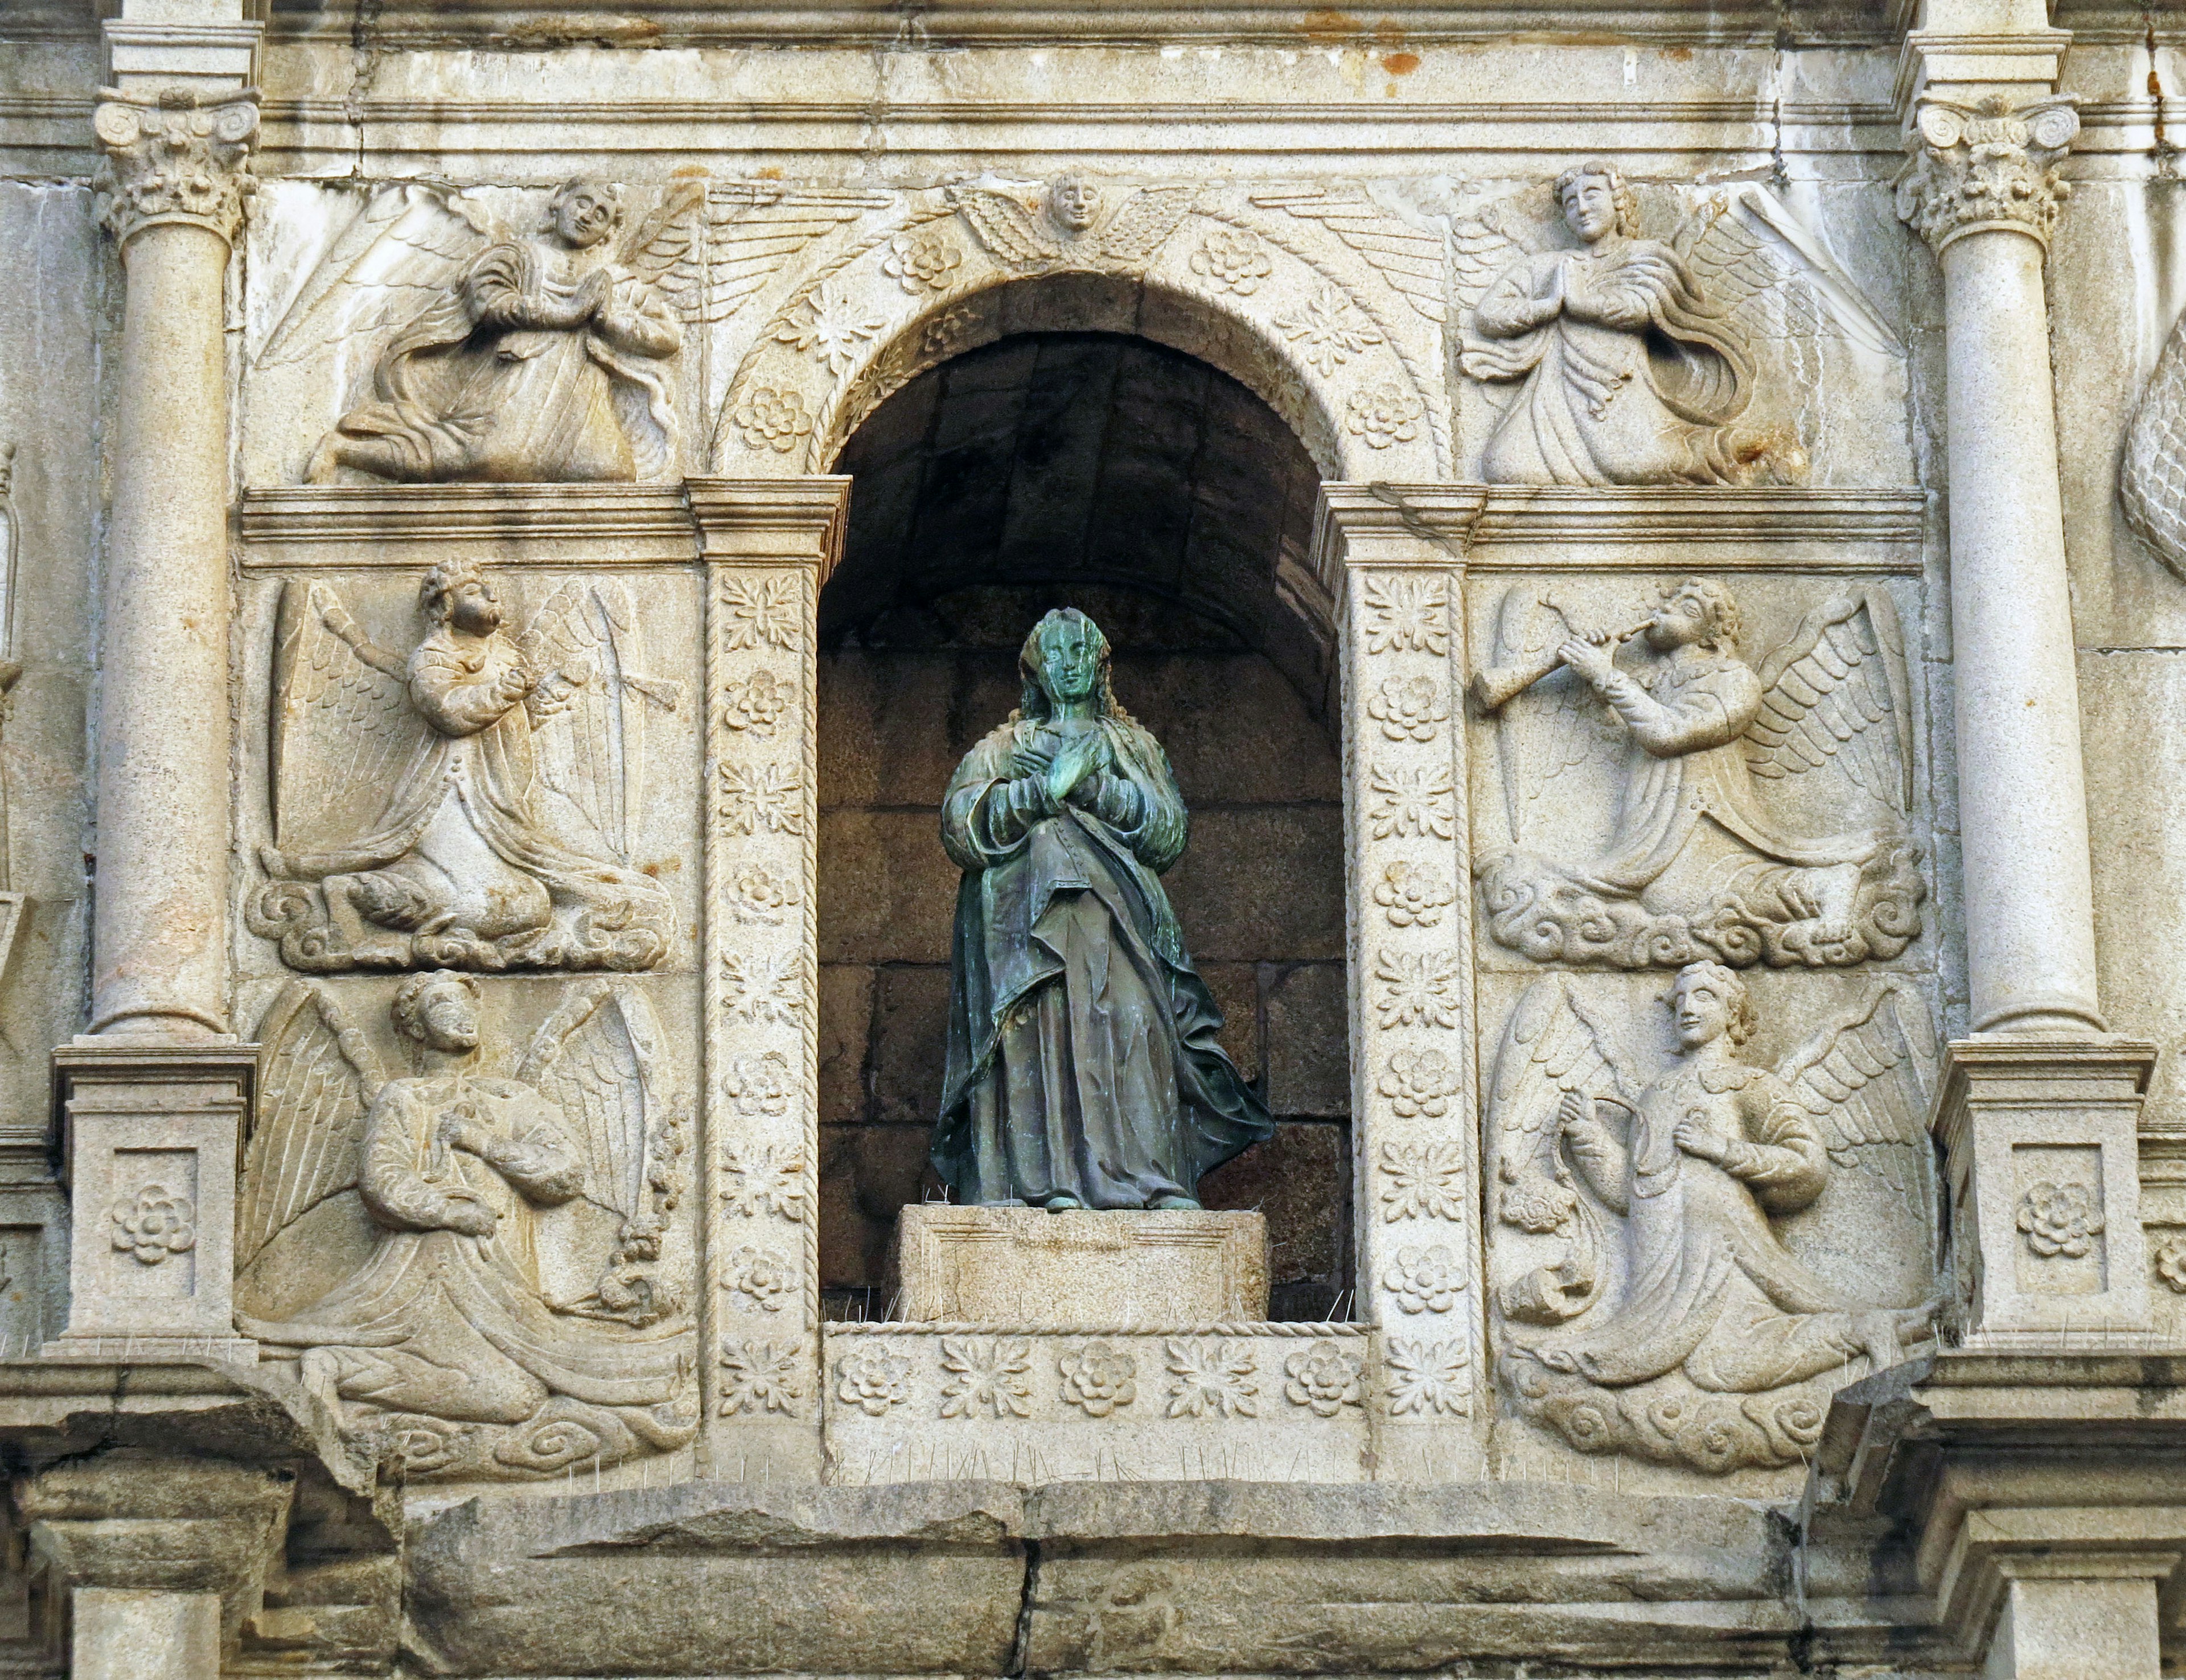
1471, 575, 1926, 970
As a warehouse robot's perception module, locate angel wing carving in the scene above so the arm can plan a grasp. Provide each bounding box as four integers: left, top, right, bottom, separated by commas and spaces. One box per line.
517, 979, 688, 1324
2121, 304, 2186, 583
948, 178, 1198, 273
520, 578, 682, 864
1674, 184, 1900, 358
1775, 976, 1937, 1213
947, 183, 1064, 267
239, 981, 387, 1276
1096, 184, 1200, 266
1745, 587, 1914, 814
1250, 187, 1447, 323
697, 181, 898, 323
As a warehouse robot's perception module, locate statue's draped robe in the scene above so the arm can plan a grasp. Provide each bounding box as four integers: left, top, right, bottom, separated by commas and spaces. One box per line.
327, 240, 681, 483
261, 626, 674, 969
935, 715, 1271, 1208
241, 1072, 691, 1434
1531, 1064, 1867, 1393
1464, 237, 1754, 486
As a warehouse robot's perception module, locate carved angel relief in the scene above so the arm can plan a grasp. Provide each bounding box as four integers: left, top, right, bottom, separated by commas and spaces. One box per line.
1453, 161, 1897, 487
1472, 577, 1924, 970
947, 175, 1199, 275
1488, 965, 1938, 1473
236, 973, 696, 1480
247, 560, 679, 973
257, 176, 891, 484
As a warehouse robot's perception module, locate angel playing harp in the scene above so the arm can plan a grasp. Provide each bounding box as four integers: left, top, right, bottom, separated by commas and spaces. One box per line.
248, 558, 678, 973
261, 175, 892, 485
1472, 576, 1925, 970
236, 972, 696, 1479
1454, 160, 1892, 487
946, 173, 1199, 274
1488, 963, 1938, 1472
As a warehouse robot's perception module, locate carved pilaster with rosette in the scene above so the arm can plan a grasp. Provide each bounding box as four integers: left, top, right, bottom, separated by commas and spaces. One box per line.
1316, 485, 1486, 1476
92, 88, 259, 249
1895, 94, 2079, 255
690, 477, 849, 1479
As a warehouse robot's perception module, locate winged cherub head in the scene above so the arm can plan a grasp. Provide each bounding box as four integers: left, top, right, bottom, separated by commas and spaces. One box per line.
1645, 577, 1742, 654
1047, 175, 1103, 234
392, 970, 483, 1055
548, 178, 623, 251
420, 559, 502, 636
1554, 159, 1639, 246
1669, 960, 1756, 1053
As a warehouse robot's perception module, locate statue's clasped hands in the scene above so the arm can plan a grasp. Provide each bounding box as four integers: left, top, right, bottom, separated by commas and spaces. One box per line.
1673, 1112, 1729, 1164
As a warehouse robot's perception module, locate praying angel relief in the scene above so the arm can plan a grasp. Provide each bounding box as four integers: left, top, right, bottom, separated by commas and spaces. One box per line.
1470, 577, 1925, 969
248, 560, 678, 973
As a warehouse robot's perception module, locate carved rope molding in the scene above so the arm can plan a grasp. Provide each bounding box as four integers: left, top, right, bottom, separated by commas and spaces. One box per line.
1895, 94, 2080, 254
91, 87, 260, 248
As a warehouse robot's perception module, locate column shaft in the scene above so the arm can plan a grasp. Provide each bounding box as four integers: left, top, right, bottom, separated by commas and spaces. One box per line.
71, 1587, 221, 1680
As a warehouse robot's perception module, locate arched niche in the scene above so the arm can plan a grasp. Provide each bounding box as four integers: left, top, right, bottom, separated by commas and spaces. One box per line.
812, 330, 1353, 1321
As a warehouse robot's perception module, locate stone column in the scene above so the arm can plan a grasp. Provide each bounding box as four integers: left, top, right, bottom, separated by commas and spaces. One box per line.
85, 86, 257, 1040
688, 476, 849, 1480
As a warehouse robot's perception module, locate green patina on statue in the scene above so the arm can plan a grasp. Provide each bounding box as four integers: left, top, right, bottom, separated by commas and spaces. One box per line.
934, 608, 1272, 1212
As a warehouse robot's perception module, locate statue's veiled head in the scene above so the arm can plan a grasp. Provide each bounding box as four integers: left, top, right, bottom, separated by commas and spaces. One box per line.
548, 178, 622, 250
1018, 608, 1117, 718
421, 559, 503, 636
1555, 159, 1638, 245
1646, 576, 1741, 653
1669, 960, 1754, 1052
393, 970, 482, 1055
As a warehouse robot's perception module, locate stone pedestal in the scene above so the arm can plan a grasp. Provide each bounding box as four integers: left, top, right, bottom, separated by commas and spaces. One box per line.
896, 1207, 1268, 1324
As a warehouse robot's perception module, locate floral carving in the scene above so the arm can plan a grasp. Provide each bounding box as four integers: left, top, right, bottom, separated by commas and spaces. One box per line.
1367, 764, 1456, 840
727, 863, 803, 925
719, 575, 802, 650
1896, 95, 2080, 254
1276, 282, 1384, 376
1373, 861, 1454, 928
939, 1337, 1034, 1418
722, 950, 806, 1026
1190, 227, 1272, 295
2016, 1180, 2103, 1259
1383, 1244, 1465, 1313
1345, 380, 1424, 450
721, 1243, 794, 1312
719, 1337, 806, 1416
883, 231, 964, 293
1164, 1340, 1259, 1419
1386, 1338, 1471, 1417
1367, 674, 1451, 743
1283, 1344, 1364, 1416
778, 281, 888, 377
722, 669, 795, 734
730, 386, 816, 455
1059, 1341, 1137, 1416
109, 1183, 196, 1266
1360, 574, 1450, 656
720, 762, 806, 835
1373, 950, 1463, 1030
835, 1346, 913, 1416
1378, 1140, 1465, 1221
920, 305, 981, 361
2155, 1236, 2186, 1294
1377, 1050, 1461, 1119
92, 90, 260, 245
720, 1136, 807, 1216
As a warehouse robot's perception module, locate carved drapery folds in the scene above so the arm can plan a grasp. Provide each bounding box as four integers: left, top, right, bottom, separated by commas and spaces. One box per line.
1895, 95, 2080, 254
92, 87, 260, 248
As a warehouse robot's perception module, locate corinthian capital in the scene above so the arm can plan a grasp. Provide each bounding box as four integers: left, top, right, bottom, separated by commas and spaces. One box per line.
91, 87, 260, 248
1895, 94, 2079, 255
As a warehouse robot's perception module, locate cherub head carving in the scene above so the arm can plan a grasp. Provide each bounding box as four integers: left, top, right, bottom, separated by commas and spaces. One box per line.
1554, 159, 1639, 245
392, 969, 482, 1055
1645, 577, 1742, 654
1669, 960, 1755, 1052
1047, 175, 1103, 234
419, 559, 502, 636
547, 178, 622, 250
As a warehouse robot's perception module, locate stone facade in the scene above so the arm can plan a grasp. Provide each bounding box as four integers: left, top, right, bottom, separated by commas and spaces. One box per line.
0, 0, 2183, 1674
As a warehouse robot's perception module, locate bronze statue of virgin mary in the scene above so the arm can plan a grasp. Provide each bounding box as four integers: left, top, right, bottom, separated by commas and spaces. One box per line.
933, 608, 1271, 1212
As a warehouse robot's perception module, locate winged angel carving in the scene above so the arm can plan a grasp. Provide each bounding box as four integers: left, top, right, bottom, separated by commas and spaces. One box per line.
246, 559, 679, 973
947, 174, 1200, 274
236, 972, 695, 1480
258, 176, 891, 483
1453, 160, 1897, 486
1488, 962, 1938, 1473
1472, 577, 1924, 969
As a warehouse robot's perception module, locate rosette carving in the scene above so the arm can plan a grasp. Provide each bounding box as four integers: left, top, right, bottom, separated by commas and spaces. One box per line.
1895, 95, 2079, 254
92, 87, 260, 246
